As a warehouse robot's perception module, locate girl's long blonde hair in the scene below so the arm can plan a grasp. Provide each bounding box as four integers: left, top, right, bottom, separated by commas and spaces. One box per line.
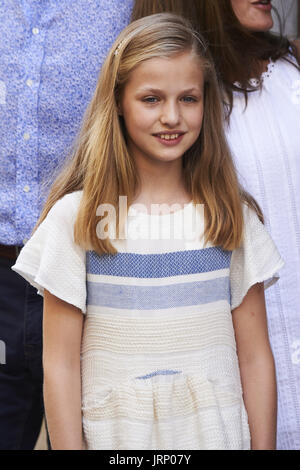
34, 13, 262, 254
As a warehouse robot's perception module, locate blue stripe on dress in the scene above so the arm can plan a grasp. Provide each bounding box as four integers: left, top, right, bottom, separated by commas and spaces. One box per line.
86, 248, 231, 278
87, 277, 230, 309
136, 370, 182, 380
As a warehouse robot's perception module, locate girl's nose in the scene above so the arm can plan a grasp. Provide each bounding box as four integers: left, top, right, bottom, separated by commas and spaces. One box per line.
160, 101, 180, 127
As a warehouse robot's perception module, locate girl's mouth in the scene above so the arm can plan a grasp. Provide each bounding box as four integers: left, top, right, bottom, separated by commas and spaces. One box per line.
153, 132, 185, 146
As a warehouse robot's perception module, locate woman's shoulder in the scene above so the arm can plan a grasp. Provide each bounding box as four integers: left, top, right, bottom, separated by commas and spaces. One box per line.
271, 49, 299, 79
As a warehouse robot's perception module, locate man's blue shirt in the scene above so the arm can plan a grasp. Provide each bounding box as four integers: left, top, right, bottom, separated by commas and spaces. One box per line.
0, 0, 133, 245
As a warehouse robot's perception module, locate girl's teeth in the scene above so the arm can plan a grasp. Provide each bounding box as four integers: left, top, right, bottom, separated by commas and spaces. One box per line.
159, 134, 179, 140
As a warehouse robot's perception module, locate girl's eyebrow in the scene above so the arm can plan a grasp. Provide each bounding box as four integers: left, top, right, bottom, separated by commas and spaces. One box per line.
135, 87, 165, 94
136, 87, 201, 94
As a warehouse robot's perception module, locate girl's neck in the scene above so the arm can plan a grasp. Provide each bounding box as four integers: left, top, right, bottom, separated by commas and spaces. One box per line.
133, 159, 191, 209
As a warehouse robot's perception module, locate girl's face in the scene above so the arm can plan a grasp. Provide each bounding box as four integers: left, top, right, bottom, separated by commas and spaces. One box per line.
230, 0, 273, 31
120, 51, 204, 168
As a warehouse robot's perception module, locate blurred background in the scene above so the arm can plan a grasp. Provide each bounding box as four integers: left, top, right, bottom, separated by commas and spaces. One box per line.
272, 0, 299, 38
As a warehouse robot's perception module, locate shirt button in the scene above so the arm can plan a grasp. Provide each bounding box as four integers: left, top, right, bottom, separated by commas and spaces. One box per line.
23, 238, 28, 245
24, 185, 30, 193
23, 132, 30, 141
32, 27, 39, 35
26, 79, 33, 87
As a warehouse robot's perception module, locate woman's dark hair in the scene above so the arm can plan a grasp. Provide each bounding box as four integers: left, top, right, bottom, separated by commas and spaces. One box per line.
131, 0, 300, 115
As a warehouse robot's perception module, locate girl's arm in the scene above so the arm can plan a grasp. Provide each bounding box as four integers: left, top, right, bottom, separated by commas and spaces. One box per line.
232, 283, 277, 450
43, 289, 84, 450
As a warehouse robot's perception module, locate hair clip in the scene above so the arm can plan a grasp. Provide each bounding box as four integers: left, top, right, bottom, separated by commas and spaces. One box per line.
114, 39, 125, 57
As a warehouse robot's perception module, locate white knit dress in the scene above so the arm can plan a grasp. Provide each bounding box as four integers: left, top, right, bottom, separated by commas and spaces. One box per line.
12, 190, 283, 450
225, 55, 300, 450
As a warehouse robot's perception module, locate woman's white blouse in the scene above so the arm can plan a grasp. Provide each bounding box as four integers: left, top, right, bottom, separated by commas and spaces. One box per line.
225, 55, 300, 450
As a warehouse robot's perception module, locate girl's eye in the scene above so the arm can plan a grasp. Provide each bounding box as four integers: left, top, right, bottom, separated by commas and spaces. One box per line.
181, 96, 197, 103
142, 96, 159, 103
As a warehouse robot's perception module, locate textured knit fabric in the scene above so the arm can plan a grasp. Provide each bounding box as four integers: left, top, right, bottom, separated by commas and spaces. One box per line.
0, 0, 133, 245
225, 56, 300, 450
12, 191, 284, 450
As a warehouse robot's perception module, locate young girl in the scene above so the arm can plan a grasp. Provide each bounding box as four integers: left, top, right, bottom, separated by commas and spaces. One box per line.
12, 14, 283, 450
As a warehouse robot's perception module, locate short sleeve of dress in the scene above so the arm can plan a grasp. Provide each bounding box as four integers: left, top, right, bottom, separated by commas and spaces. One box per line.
230, 204, 284, 311
11, 191, 86, 314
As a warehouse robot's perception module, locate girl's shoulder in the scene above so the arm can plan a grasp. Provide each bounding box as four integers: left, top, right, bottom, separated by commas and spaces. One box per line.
12, 189, 87, 313
239, 202, 276, 256
230, 203, 284, 310
241, 202, 261, 228
47, 190, 83, 221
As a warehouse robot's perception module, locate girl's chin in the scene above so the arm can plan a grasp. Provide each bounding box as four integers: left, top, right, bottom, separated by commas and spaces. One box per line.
150, 156, 183, 164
